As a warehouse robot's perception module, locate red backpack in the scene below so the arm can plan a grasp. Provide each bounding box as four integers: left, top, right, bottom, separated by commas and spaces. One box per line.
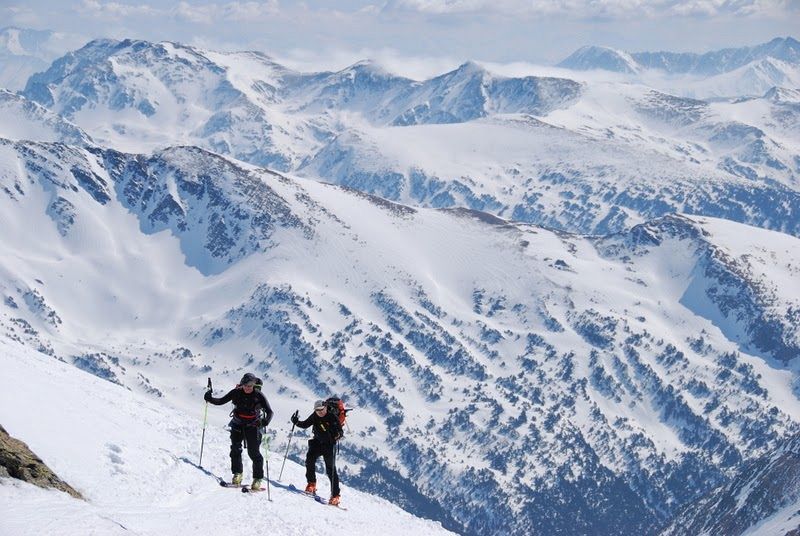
325, 397, 348, 432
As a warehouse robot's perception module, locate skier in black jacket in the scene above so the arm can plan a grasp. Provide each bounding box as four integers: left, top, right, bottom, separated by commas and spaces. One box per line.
291, 399, 343, 505
204, 372, 273, 490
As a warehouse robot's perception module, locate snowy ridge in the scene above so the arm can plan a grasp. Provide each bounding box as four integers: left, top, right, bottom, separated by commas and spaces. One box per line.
1, 138, 799, 534
0, 90, 92, 145
299, 103, 800, 236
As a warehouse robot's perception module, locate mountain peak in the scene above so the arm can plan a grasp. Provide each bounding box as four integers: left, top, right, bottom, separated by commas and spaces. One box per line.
558, 45, 639, 74
340, 59, 396, 78
454, 60, 485, 74
763, 85, 800, 103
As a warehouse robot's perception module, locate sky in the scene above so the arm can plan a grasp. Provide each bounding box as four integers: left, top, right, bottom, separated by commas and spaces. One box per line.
2, 0, 799, 77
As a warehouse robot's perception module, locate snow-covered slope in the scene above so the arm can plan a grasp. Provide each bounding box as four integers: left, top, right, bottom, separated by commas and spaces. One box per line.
657, 433, 800, 536
299, 98, 800, 236
0, 338, 454, 535
1, 138, 799, 534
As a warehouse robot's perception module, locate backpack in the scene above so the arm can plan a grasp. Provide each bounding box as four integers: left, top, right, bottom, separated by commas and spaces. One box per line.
325, 397, 349, 434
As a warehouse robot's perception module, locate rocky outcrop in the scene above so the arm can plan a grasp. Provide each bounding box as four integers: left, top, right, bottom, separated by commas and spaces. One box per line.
0, 424, 83, 499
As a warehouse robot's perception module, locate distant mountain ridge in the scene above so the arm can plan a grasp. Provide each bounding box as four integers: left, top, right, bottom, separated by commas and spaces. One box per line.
633, 37, 800, 75
0, 26, 54, 91
15, 37, 800, 244
558, 36, 800, 76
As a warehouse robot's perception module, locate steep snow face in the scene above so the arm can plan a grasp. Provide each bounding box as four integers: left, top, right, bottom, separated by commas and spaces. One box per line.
657, 433, 800, 536
0, 338, 455, 536
0, 90, 92, 145
1, 140, 799, 535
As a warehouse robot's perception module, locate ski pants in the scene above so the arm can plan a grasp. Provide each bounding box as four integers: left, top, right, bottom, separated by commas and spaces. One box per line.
230, 424, 263, 479
305, 438, 339, 496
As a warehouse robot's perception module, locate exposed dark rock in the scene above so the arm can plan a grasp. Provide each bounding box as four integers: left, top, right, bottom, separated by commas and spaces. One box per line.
0, 424, 83, 499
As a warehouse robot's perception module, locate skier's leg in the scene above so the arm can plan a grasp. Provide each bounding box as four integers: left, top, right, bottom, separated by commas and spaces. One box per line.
323, 444, 340, 497
305, 439, 320, 485
245, 426, 264, 479
230, 426, 244, 476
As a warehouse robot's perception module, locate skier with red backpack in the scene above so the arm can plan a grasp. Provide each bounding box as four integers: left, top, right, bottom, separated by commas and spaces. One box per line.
291, 397, 346, 505
204, 373, 273, 490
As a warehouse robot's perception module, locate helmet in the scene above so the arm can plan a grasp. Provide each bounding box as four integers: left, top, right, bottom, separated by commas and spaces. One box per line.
240, 373, 257, 386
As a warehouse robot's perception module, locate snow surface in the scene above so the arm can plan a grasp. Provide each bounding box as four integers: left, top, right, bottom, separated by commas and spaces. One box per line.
0, 338, 454, 536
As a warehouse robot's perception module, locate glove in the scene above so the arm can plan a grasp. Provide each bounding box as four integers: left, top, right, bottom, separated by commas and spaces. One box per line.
291, 410, 299, 425
204, 390, 212, 402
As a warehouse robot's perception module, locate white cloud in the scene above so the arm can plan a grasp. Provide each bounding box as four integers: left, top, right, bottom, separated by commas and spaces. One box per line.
2, 5, 44, 26
173, 1, 279, 24
222, 1, 280, 20
77, 0, 162, 19
384, 0, 796, 18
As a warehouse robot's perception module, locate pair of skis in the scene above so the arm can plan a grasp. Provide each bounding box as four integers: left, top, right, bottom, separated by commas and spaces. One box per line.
219, 480, 269, 494
219, 480, 346, 509
288, 484, 347, 510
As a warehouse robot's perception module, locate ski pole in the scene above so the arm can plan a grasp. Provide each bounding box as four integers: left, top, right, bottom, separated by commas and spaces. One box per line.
262, 433, 271, 501
278, 412, 297, 481
199, 378, 211, 468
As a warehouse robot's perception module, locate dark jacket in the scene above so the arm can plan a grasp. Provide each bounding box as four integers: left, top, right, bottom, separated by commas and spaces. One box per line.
205, 388, 274, 428
295, 411, 342, 445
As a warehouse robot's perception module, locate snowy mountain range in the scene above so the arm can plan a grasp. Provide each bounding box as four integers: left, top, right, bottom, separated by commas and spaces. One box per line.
15, 37, 800, 240
559, 37, 800, 76
1, 33, 800, 535
558, 37, 800, 99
